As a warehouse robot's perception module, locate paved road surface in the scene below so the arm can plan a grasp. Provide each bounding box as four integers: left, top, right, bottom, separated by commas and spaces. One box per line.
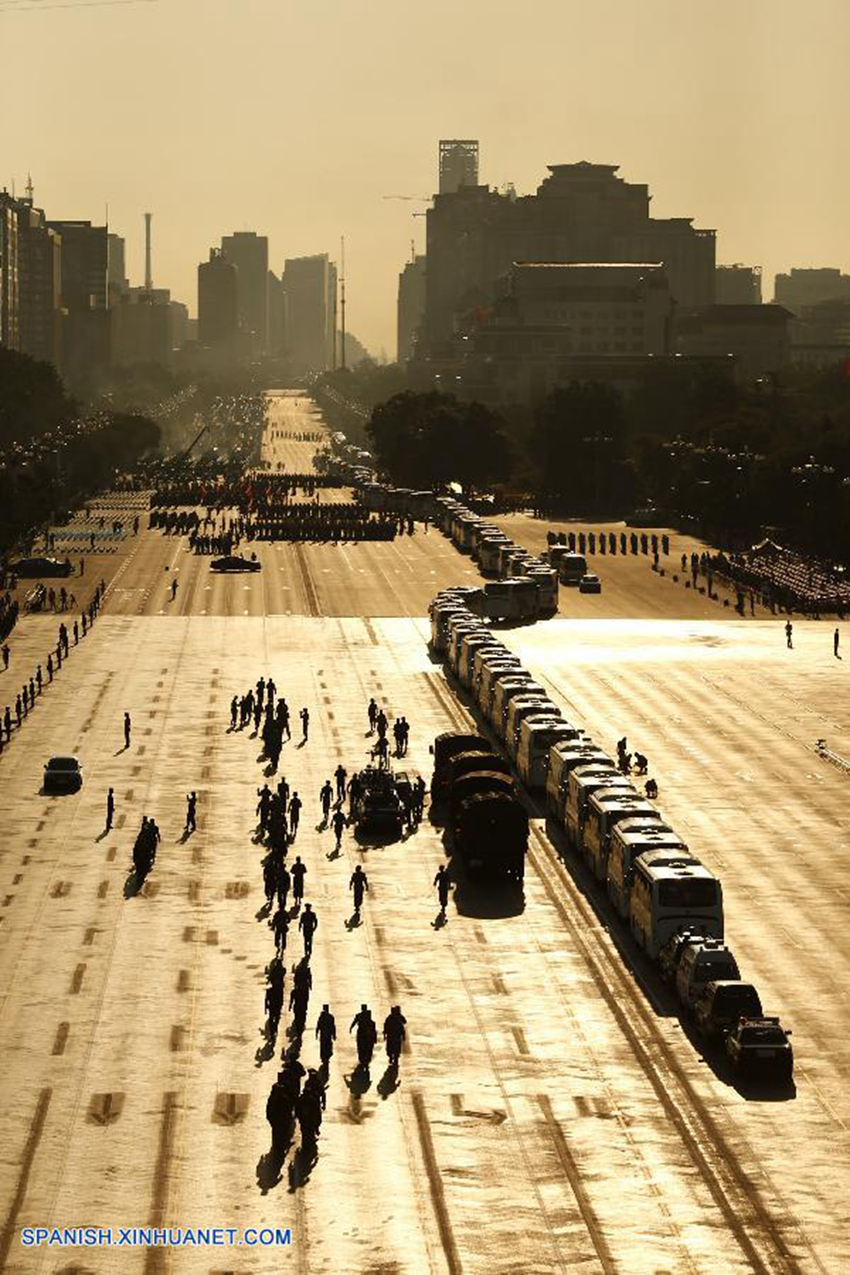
0, 389, 847, 1272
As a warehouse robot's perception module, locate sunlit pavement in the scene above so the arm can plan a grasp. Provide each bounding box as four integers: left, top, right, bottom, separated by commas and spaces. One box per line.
0, 390, 848, 1272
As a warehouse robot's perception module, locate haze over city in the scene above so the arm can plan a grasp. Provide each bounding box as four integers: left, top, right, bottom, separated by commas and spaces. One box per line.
3, 0, 849, 353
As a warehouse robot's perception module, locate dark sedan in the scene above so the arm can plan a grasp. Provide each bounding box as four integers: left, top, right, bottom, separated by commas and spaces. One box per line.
210, 555, 261, 573
44, 756, 83, 793
14, 556, 73, 578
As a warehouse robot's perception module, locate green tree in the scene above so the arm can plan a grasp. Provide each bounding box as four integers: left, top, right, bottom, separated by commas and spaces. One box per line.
367, 391, 511, 492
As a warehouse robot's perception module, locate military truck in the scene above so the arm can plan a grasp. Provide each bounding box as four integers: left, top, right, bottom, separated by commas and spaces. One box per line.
452, 791, 528, 884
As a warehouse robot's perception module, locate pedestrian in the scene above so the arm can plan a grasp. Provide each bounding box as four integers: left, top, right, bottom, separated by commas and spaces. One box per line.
267, 677, 276, 706
291, 854, 307, 905
634, 753, 648, 775
36, 665, 42, 694
330, 806, 347, 853
170, 577, 178, 602
300, 706, 309, 742
289, 792, 302, 838
376, 709, 387, 740
413, 775, 426, 823
105, 787, 115, 832
1, 643, 8, 671
350, 1004, 377, 1068
47, 653, 53, 683
185, 791, 197, 833
835, 628, 841, 659
320, 779, 333, 823
230, 695, 238, 730
270, 903, 289, 955
349, 864, 369, 917
786, 620, 793, 649
3, 705, 10, 740
383, 1005, 407, 1066
123, 711, 131, 749
373, 735, 389, 769
256, 783, 272, 832
316, 1004, 336, 1067
434, 863, 450, 916
367, 698, 378, 734
73, 621, 79, 645
277, 861, 291, 911
299, 902, 317, 958
15, 694, 22, 728
393, 718, 402, 757
334, 764, 347, 803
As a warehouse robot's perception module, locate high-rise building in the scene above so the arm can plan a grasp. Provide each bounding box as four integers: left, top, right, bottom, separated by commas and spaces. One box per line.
107, 233, 128, 304
0, 191, 21, 350
198, 248, 239, 350
439, 140, 479, 194
423, 160, 715, 353
18, 203, 63, 367
716, 264, 762, 305
773, 267, 850, 314
268, 270, 287, 356
45, 219, 110, 385
397, 254, 426, 361
111, 292, 172, 367
282, 253, 337, 374
220, 230, 269, 353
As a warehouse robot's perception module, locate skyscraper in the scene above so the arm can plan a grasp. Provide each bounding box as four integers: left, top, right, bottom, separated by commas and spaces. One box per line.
282, 253, 337, 374
0, 191, 21, 350
424, 160, 715, 353
439, 140, 479, 194
397, 254, 426, 361
198, 248, 239, 350
45, 219, 110, 385
220, 230, 269, 354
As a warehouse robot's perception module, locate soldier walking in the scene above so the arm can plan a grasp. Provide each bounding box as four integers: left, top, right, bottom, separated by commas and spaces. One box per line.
289, 792, 302, 839
320, 779, 333, 824
299, 903, 318, 957
105, 787, 115, 832
383, 1006, 407, 1066
331, 807, 347, 853
123, 711, 132, 749
434, 863, 451, 917
185, 791, 197, 833
316, 1004, 336, 1067
349, 864, 369, 918
291, 854, 307, 905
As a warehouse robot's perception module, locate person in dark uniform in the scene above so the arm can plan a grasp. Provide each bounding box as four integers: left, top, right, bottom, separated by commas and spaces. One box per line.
185, 791, 197, 833
105, 787, 115, 832
349, 865, 369, 918
434, 864, 450, 917
320, 779, 333, 824
383, 1006, 407, 1066
124, 711, 132, 749
299, 902, 318, 957
291, 855, 307, 905
316, 1004, 336, 1067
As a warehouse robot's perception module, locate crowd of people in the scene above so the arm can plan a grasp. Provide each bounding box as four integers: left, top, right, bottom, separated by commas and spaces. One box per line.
232, 687, 413, 1178
150, 472, 337, 511
0, 581, 106, 756
701, 544, 850, 616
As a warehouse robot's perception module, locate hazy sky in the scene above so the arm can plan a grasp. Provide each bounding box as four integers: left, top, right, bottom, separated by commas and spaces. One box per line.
2, 0, 848, 356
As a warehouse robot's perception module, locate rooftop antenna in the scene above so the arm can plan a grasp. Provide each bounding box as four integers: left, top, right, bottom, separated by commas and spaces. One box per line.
144, 211, 153, 291
340, 234, 346, 371
25, 173, 34, 203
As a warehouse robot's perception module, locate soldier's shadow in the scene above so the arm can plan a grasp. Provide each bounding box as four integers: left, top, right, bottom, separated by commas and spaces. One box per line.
256, 1146, 285, 1193
377, 1064, 400, 1099
288, 1142, 317, 1190
344, 1064, 371, 1097
124, 868, 145, 899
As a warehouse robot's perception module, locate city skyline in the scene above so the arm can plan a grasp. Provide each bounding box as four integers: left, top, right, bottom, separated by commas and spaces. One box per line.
2, 0, 848, 355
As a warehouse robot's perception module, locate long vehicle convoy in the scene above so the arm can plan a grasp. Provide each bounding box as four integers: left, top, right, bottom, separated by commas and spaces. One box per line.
428, 590, 793, 1077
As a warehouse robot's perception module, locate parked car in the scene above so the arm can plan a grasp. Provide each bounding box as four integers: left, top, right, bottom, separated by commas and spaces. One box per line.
210, 555, 261, 573
725, 1017, 794, 1083
43, 756, 83, 793
694, 981, 763, 1040
658, 928, 708, 984
676, 938, 740, 1011
14, 556, 73, 578
578, 573, 601, 594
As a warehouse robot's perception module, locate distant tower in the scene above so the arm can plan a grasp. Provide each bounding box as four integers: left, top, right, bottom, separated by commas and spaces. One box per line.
438, 140, 479, 194
340, 235, 347, 371
144, 212, 153, 291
